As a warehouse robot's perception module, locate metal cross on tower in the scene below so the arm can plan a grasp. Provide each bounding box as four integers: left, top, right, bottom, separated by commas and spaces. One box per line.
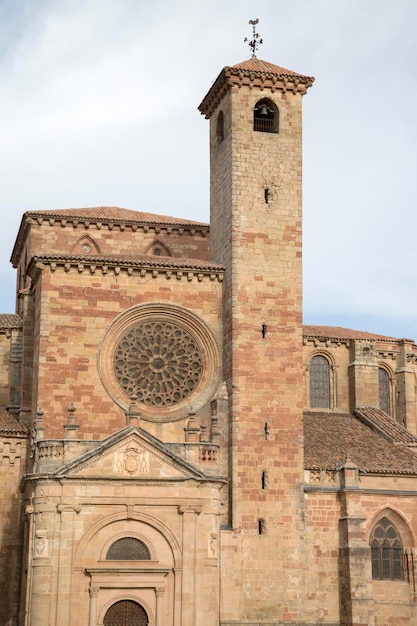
244, 18, 263, 57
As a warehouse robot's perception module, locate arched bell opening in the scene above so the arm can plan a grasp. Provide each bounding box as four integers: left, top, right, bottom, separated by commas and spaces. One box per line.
253, 98, 279, 133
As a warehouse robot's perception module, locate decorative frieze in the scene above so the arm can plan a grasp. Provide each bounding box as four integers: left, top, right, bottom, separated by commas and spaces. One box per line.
32, 257, 223, 282
27, 214, 209, 236
303, 336, 350, 348
377, 350, 398, 361
307, 469, 339, 486
0, 438, 24, 466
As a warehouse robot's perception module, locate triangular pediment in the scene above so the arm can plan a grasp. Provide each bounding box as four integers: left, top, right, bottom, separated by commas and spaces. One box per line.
54, 426, 207, 481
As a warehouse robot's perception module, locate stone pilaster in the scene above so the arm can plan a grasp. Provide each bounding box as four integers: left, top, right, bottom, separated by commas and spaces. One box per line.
339, 460, 374, 626
349, 339, 379, 411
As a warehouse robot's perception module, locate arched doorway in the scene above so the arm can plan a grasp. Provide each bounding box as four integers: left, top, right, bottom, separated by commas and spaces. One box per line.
103, 600, 148, 626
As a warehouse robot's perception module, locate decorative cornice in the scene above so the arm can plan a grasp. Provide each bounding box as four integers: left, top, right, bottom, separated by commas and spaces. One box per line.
377, 349, 399, 360
25, 212, 208, 232
10, 209, 210, 268
27, 254, 224, 283
86, 566, 170, 575
199, 63, 314, 119
303, 335, 351, 348
24, 475, 226, 488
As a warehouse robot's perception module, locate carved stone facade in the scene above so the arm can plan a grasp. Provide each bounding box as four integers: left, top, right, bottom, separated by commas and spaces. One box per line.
1, 54, 417, 626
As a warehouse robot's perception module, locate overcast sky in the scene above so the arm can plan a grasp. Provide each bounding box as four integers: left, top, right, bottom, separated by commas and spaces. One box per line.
1, 0, 416, 339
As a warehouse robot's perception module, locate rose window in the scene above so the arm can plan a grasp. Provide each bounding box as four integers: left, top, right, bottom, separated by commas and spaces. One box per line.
114, 321, 203, 406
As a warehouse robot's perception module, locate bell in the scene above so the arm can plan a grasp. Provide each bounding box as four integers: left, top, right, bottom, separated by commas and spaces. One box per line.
260, 104, 269, 116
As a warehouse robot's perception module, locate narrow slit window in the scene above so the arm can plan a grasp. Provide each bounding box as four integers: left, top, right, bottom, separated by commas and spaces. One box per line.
216, 110, 224, 143
379, 367, 391, 415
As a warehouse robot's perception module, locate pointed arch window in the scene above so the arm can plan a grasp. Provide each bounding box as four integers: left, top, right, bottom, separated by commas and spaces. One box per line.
254, 98, 279, 133
71, 235, 100, 255
309, 355, 331, 408
370, 517, 403, 580
106, 537, 150, 560
379, 367, 391, 415
147, 240, 171, 257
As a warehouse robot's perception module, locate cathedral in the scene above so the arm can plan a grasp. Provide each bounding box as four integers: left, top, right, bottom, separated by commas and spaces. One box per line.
1, 47, 417, 626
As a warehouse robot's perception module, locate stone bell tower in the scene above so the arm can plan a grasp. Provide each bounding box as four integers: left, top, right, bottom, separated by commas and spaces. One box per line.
199, 31, 314, 624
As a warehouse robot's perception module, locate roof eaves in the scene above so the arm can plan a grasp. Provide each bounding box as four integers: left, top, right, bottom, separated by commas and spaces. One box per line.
28, 253, 224, 273
198, 61, 314, 119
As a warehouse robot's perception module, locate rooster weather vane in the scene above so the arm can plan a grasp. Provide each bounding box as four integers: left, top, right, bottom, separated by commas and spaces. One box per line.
244, 18, 263, 57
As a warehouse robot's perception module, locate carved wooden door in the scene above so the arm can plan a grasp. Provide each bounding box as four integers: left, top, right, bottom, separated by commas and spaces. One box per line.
103, 600, 148, 626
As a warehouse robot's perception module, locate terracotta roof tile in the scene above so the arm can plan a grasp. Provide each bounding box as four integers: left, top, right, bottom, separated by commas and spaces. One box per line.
199, 58, 314, 119
304, 411, 417, 474
0, 409, 28, 436
231, 57, 312, 78
303, 324, 400, 341
0, 314, 22, 330
25, 207, 208, 227
354, 407, 417, 444
11, 208, 210, 268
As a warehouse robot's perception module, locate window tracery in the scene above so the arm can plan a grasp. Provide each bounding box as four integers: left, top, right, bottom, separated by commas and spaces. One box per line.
370, 517, 403, 580
309, 355, 331, 408
114, 321, 203, 407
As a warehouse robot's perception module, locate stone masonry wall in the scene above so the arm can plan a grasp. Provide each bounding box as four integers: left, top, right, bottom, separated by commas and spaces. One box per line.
0, 434, 28, 626
305, 470, 417, 625
26, 264, 223, 443
209, 80, 308, 622
0, 333, 12, 407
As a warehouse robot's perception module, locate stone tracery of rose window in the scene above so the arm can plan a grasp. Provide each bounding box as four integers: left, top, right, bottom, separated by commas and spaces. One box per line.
114, 321, 203, 407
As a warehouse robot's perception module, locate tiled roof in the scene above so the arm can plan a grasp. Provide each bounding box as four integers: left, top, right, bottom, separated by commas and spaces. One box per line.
304, 411, 417, 474
354, 407, 417, 445
303, 325, 400, 341
29, 253, 223, 272
0, 314, 22, 330
11, 207, 210, 268
25, 206, 208, 227
231, 57, 312, 78
199, 57, 314, 119
0, 409, 28, 436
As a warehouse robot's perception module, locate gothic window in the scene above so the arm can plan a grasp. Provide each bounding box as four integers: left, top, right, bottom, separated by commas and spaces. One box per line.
147, 240, 171, 257
370, 517, 403, 580
106, 537, 150, 560
309, 355, 331, 408
379, 367, 391, 415
71, 235, 100, 255
253, 98, 279, 133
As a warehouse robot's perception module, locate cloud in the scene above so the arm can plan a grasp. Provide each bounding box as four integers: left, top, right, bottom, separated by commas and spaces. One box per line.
1, 0, 417, 341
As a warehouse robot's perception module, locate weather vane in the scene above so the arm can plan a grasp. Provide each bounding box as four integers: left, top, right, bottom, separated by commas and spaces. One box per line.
244, 18, 263, 57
